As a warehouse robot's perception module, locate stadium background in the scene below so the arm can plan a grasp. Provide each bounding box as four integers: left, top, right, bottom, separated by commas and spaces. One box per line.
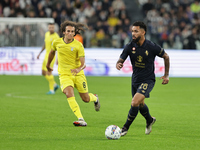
1, 1, 200, 150
0, 0, 200, 49
0, 0, 200, 77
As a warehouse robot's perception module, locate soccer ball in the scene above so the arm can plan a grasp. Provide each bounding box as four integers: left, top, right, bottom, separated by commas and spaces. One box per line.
105, 125, 121, 140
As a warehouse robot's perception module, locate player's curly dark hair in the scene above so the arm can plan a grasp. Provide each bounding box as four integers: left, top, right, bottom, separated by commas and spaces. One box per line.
60, 20, 88, 36
132, 21, 147, 34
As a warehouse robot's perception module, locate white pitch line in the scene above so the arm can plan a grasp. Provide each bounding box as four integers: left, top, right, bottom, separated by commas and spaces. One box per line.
5, 93, 46, 100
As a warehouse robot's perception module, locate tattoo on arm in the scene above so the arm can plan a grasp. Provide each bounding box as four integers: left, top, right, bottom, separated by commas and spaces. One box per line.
117, 58, 125, 64
163, 53, 170, 76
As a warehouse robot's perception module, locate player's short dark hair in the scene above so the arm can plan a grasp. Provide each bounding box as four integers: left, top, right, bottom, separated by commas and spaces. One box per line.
132, 21, 147, 33
60, 20, 88, 36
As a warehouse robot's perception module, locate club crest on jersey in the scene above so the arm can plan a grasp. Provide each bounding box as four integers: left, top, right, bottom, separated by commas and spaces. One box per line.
145, 50, 149, 56
70, 46, 75, 51
137, 55, 143, 62
132, 47, 136, 54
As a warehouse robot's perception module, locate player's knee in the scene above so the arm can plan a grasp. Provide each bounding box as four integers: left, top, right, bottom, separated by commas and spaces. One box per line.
131, 100, 141, 107
131, 93, 145, 107
63, 91, 74, 98
42, 70, 46, 76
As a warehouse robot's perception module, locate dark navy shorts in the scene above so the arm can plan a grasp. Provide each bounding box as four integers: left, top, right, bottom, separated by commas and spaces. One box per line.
132, 80, 155, 98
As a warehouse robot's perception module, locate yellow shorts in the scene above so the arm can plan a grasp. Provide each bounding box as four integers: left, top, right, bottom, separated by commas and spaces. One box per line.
42, 57, 55, 71
59, 74, 88, 93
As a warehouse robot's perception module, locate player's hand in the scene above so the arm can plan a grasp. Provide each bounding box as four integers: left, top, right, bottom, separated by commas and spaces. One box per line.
116, 63, 123, 70
71, 68, 80, 76
37, 54, 40, 59
46, 65, 53, 72
160, 75, 169, 85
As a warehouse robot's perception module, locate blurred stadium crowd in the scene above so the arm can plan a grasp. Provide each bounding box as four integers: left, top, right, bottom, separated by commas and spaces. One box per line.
0, 0, 200, 49
141, 0, 200, 50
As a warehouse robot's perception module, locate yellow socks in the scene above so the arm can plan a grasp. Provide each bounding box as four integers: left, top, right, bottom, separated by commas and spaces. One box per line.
45, 75, 55, 91
89, 93, 97, 102
67, 94, 97, 120
67, 97, 83, 119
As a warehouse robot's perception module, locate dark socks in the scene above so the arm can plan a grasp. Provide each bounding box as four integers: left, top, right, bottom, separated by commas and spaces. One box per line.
139, 103, 153, 124
124, 106, 139, 130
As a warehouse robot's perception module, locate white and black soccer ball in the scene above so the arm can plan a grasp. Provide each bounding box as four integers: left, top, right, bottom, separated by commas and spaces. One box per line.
105, 125, 121, 140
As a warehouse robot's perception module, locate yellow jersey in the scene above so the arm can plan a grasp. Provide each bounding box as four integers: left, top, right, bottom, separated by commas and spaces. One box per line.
44, 31, 59, 59
52, 38, 85, 75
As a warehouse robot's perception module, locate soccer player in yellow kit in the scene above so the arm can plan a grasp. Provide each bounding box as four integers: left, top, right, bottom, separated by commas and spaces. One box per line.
37, 23, 60, 94
46, 20, 100, 126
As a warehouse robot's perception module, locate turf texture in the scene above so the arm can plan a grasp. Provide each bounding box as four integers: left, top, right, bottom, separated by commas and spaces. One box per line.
0, 75, 199, 150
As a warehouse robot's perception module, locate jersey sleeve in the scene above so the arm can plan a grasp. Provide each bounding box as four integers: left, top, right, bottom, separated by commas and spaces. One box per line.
78, 43, 85, 57
120, 44, 130, 61
154, 43, 165, 57
51, 40, 57, 51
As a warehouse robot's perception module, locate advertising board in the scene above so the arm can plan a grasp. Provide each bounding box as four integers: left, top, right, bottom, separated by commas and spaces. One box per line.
0, 47, 200, 77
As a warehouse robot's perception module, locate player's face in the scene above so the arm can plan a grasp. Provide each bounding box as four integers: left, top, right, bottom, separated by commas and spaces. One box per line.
63, 26, 75, 40
131, 26, 145, 43
48, 24, 55, 34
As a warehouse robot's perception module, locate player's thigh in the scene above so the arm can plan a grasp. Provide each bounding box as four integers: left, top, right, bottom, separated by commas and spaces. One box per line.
136, 80, 155, 98
42, 57, 55, 71
131, 84, 138, 97
74, 74, 88, 93
59, 74, 75, 92
42, 59, 48, 71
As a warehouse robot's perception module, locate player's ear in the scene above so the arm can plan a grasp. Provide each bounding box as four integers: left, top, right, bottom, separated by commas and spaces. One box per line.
142, 29, 145, 36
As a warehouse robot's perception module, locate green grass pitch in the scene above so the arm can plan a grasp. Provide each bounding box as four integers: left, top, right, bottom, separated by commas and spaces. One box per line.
0, 75, 200, 150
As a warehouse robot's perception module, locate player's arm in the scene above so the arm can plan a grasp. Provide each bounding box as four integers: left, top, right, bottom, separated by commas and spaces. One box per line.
71, 56, 86, 76
116, 58, 125, 70
37, 44, 45, 59
160, 52, 170, 85
46, 49, 55, 72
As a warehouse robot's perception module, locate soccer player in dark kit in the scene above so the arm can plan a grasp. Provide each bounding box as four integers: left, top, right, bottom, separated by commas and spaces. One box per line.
116, 21, 170, 136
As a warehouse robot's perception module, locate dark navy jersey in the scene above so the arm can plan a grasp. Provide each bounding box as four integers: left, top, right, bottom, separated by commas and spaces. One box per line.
120, 39, 165, 84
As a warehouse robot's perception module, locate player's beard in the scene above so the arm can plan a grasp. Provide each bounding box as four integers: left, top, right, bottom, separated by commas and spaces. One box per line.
132, 36, 141, 43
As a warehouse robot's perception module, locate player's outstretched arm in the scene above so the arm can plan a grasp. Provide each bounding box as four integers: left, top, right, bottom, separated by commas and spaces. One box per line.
37, 44, 45, 59
46, 49, 55, 72
116, 58, 124, 70
160, 52, 170, 85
